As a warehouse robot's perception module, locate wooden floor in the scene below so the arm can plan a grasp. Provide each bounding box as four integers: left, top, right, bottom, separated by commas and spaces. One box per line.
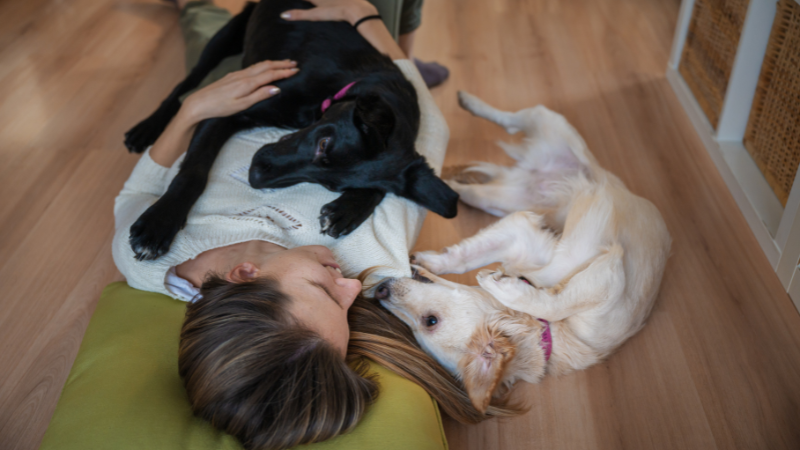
2, 0, 800, 448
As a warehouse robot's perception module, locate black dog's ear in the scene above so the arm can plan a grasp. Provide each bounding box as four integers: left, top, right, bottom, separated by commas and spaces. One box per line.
353, 94, 395, 144
400, 159, 459, 218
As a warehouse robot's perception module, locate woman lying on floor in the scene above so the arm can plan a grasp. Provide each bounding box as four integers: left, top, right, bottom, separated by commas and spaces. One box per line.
112, 0, 519, 449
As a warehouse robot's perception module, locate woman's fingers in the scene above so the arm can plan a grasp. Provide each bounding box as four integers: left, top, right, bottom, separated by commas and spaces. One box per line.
244, 68, 298, 94
280, 9, 312, 21
234, 66, 300, 108
281, 7, 341, 22
281, 1, 377, 24
245, 59, 297, 75
224, 60, 296, 81
235, 68, 298, 99
182, 62, 300, 120
241, 84, 282, 106
257, 67, 299, 84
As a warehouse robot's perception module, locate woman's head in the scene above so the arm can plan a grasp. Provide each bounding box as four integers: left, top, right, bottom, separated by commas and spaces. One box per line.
223, 245, 361, 355
180, 260, 524, 450
179, 275, 376, 450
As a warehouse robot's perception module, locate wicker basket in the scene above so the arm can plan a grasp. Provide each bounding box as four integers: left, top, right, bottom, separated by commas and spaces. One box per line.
679, 0, 750, 128
743, 0, 800, 207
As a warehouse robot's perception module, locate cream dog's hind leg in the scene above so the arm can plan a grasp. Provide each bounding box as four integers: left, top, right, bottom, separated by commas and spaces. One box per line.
477, 244, 625, 322
413, 211, 557, 275
457, 91, 596, 170
451, 92, 595, 219
446, 176, 531, 217
458, 91, 537, 137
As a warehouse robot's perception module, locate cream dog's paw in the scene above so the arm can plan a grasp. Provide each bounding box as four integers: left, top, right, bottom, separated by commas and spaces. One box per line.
477, 268, 507, 282
411, 250, 451, 274
477, 270, 530, 311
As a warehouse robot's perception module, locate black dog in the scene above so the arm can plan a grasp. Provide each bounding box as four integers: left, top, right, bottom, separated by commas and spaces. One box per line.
124, 0, 458, 261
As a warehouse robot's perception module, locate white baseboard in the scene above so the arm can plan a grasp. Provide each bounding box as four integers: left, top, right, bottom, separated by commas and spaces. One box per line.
787, 267, 800, 314
666, 66, 781, 267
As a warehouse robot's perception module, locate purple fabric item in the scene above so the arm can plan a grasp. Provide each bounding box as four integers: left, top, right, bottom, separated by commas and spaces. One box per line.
413, 59, 450, 88
321, 81, 358, 113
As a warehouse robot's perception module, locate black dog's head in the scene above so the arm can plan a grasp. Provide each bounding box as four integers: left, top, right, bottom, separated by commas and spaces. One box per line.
251, 93, 393, 178
249, 94, 458, 218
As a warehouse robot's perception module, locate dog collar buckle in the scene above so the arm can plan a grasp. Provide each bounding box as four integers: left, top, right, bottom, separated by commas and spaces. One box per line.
321, 81, 358, 113
538, 318, 552, 362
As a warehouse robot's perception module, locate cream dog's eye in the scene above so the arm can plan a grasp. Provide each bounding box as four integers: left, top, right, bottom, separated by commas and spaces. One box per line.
424, 315, 438, 327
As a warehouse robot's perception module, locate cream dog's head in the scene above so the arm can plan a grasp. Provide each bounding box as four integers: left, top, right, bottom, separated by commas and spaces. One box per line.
375, 266, 547, 413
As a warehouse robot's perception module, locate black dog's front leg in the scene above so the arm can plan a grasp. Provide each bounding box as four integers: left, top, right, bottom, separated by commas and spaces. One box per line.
124, 2, 256, 153
319, 189, 386, 239
129, 116, 252, 260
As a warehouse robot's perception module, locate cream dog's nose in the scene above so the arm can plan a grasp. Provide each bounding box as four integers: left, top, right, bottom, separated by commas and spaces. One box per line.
374, 280, 393, 300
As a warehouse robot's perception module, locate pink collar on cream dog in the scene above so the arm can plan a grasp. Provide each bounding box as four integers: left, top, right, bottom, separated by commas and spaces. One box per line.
321, 81, 358, 113
538, 319, 552, 361
519, 276, 553, 361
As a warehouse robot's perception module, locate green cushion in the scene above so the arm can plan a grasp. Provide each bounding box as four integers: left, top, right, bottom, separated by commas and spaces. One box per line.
41, 282, 447, 450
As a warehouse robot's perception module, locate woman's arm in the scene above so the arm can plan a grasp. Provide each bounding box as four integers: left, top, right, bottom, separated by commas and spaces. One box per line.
149, 59, 300, 167
115, 59, 300, 245
281, 0, 406, 60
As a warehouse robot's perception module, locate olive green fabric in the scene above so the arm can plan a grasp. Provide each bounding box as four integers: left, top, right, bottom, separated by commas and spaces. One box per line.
40, 282, 448, 450
177, 0, 417, 100
179, 0, 414, 73
179, 1, 244, 100
395, 0, 423, 35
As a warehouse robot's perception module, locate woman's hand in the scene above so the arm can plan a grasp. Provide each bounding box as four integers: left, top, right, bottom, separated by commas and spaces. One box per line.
149, 60, 298, 168
281, 0, 406, 60
280, 0, 378, 26
178, 59, 299, 124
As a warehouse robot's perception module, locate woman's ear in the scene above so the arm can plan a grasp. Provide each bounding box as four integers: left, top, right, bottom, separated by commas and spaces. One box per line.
458, 324, 516, 414
227, 262, 260, 283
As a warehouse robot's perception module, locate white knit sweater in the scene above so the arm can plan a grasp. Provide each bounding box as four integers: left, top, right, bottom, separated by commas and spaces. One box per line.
112, 60, 449, 300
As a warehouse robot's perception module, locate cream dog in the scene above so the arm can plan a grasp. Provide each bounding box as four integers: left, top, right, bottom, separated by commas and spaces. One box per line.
374, 92, 671, 413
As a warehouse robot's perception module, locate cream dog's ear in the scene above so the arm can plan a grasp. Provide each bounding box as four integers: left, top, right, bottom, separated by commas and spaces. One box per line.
458, 323, 516, 414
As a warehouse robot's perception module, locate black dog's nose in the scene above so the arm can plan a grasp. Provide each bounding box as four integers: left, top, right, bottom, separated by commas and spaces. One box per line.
248, 163, 272, 187
248, 169, 263, 187
374, 280, 392, 300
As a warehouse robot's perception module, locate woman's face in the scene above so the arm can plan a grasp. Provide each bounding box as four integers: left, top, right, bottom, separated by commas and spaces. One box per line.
254, 245, 361, 356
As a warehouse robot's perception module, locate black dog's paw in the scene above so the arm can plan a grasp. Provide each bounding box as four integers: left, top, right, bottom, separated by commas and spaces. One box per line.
129, 203, 186, 261
319, 190, 385, 238
319, 202, 370, 239
124, 101, 181, 153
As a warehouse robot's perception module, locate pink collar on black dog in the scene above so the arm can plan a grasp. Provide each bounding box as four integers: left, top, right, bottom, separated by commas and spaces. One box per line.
321, 81, 358, 113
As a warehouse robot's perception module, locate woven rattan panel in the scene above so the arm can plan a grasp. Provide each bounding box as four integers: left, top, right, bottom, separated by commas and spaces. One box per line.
744, 0, 800, 207
679, 0, 750, 128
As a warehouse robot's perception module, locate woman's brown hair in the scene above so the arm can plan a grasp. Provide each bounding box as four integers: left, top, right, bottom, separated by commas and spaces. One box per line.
179, 274, 522, 450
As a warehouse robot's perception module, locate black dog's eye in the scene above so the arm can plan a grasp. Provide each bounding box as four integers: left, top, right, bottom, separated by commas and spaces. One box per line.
424, 315, 438, 328
318, 137, 332, 152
